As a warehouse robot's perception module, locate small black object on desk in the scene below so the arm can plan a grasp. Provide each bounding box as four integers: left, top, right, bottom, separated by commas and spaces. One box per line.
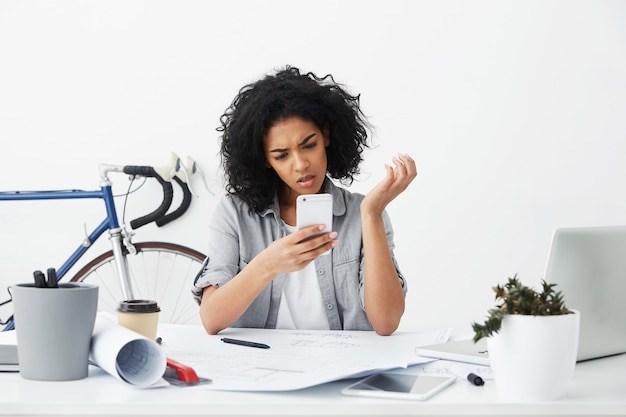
221, 337, 270, 349
466, 372, 484, 386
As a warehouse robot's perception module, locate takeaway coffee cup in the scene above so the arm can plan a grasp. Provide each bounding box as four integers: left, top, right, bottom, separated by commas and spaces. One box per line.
12, 282, 98, 381
117, 299, 160, 340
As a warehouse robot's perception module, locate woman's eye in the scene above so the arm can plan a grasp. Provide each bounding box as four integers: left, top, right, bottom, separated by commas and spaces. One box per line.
303, 141, 317, 150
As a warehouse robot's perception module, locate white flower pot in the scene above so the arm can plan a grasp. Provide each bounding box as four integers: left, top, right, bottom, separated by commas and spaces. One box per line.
486, 310, 580, 401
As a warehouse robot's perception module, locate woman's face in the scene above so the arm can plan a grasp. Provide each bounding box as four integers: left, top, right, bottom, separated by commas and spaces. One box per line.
264, 116, 329, 204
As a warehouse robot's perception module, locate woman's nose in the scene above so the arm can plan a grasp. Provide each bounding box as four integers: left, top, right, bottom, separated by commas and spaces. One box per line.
293, 152, 308, 171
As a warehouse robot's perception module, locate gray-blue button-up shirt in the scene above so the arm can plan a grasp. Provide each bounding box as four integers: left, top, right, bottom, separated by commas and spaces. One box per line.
192, 180, 407, 330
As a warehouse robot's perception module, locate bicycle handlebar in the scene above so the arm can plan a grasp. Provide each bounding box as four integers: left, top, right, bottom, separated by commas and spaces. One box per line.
155, 176, 192, 227
121, 165, 192, 229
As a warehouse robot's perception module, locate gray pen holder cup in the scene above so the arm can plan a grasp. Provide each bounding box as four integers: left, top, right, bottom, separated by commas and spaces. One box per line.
12, 282, 98, 381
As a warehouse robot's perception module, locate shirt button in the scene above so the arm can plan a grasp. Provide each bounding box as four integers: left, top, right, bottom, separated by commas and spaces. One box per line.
326, 304, 334, 310
318, 269, 325, 275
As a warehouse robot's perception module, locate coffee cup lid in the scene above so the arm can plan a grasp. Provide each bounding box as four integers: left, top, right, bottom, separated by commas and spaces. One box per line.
118, 299, 160, 313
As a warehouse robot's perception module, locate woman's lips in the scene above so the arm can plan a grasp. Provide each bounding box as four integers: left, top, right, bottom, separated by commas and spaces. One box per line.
297, 175, 315, 188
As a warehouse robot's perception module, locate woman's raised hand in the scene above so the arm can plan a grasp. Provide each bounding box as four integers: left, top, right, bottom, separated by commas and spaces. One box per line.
362, 153, 417, 216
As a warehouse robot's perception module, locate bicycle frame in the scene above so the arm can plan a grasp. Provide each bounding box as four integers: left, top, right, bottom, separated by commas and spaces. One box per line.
0, 166, 141, 330
1, 160, 199, 331
3, 188, 133, 287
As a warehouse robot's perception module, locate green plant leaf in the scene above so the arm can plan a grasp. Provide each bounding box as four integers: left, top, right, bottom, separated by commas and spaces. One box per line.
472, 274, 572, 342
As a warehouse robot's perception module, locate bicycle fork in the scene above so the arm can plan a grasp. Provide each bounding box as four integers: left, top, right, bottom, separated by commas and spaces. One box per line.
108, 228, 135, 301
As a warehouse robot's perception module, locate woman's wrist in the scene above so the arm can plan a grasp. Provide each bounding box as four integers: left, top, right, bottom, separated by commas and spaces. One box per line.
247, 253, 278, 284
360, 203, 384, 222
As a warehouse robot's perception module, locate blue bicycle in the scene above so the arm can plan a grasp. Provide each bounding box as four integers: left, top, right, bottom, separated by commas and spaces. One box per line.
0, 157, 207, 331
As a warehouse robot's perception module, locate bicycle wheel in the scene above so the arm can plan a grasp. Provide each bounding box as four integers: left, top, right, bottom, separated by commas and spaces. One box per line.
70, 242, 206, 325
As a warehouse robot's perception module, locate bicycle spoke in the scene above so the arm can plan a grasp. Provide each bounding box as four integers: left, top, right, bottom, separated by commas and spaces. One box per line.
70, 243, 204, 325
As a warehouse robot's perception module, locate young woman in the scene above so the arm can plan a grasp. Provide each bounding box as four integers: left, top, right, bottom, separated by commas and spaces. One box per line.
192, 66, 417, 336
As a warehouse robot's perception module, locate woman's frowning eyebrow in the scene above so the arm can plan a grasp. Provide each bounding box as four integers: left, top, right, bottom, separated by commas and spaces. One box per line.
269, 133, 317, 154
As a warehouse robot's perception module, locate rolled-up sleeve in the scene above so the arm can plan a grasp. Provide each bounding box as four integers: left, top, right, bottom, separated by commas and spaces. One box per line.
192, 197, 246, 304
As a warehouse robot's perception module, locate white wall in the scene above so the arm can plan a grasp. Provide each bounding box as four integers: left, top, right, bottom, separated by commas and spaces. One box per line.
1, 0, 625, 334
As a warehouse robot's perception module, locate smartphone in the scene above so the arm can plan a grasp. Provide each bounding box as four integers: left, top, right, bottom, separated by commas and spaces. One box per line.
296, 193, 333, 255
341, 372, 456, 401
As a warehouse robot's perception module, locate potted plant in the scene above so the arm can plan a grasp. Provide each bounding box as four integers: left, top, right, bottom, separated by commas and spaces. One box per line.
472, 274, 580, 401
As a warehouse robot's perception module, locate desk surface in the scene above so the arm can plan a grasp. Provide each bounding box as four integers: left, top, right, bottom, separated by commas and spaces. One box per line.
1, 351, 625, 417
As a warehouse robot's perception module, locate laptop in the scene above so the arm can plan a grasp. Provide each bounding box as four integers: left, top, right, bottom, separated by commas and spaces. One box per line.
415, 338, 489, 366
416, 225, 626, 365
544, 225, 626, 361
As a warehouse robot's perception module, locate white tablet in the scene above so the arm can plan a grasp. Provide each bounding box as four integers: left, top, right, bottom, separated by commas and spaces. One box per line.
341, 372, 456, 401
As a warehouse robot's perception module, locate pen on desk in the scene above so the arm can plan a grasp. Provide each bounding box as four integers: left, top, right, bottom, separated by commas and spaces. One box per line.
448, 364, 485, 386
221, 337, 270, 349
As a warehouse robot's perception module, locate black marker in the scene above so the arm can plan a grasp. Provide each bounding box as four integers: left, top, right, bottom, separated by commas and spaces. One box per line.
221, 337, 270, 349
465, 372, 484, 386
33, 270, 46, 288
449, 364, 485, 386
46, 268, 58, 288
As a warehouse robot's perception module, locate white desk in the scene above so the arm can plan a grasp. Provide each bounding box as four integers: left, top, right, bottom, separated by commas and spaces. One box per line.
1, 351, 625, 416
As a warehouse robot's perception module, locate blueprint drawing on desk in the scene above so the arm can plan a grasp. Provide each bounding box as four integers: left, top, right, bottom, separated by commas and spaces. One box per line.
158, 325, 451, 391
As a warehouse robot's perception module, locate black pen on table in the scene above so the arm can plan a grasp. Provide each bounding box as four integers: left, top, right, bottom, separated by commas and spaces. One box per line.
221, 337, 270, 349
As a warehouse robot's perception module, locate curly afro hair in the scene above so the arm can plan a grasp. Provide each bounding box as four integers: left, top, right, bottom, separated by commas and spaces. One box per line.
217, 65, 371, 212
